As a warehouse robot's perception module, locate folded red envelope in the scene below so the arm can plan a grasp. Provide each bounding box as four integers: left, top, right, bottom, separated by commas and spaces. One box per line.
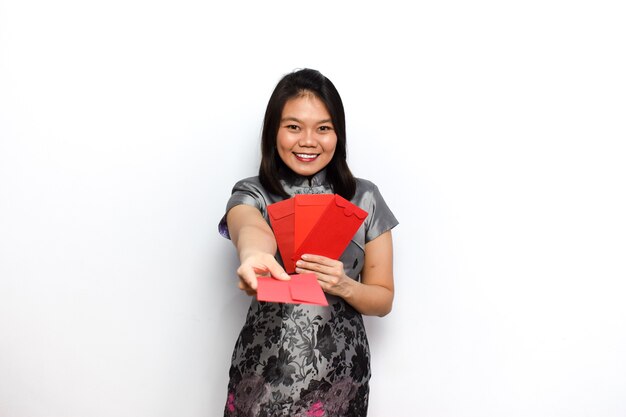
293, 194, 367, 263
294, 194, 334, 250
256, 274, 328, 306
267, 198, 296, 272
268, 194, 368, 273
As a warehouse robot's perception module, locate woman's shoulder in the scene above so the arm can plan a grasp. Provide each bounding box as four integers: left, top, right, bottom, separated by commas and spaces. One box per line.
354, 177, 381, 196
353, 177, 399, 238
227, 175, 284, 212
229, 175, 268, 195
352, 177, 395, 214
232, 175, 262, 187
351, 177, 385, 210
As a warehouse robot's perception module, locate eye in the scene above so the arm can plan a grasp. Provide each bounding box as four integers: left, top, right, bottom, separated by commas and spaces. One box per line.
285, 124, 300, 131
319, 125, 333, 132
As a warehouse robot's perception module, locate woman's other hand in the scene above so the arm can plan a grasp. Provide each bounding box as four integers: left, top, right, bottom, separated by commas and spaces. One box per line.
294, 231, 394, 316
295, 254, 353, 298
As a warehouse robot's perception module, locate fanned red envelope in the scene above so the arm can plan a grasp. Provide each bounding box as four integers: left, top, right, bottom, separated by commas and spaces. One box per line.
294, 194, 334, 250
266, 197, 297, 272
256, 274, 328, 306
292, 195, 368, 264
267, 194, 368, 273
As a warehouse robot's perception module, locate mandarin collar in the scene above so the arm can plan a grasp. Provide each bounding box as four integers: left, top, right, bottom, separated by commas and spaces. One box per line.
279, 167, 328, 191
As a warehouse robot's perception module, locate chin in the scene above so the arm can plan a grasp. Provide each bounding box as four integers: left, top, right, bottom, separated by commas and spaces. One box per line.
293, 165, 324, 176
292, 169, 317, 176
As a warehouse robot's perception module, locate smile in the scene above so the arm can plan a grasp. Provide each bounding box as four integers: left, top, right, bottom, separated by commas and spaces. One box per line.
294, 153, 319, 162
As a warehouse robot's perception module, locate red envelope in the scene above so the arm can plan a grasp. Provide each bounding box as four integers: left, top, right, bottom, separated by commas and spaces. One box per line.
268, 194, 367, 273
293, 194, 368, 263
256, 274, 328, 306
267, 197, 296, 272
294, 194, 334, 249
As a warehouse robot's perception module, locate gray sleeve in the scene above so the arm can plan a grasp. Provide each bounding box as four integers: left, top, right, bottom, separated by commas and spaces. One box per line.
218, 178, 268, 240
364, 183, 399, 243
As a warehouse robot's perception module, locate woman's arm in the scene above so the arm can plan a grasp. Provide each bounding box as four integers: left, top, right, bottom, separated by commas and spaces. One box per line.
226, 205, 290, 294
295, 230, 395, 317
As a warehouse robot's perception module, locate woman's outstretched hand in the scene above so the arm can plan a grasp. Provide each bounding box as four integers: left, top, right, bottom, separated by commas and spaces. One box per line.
294, 254, 354, 298
237, 251, 290, 296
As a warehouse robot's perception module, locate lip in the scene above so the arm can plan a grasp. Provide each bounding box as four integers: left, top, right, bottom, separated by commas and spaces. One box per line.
293, 152, 319, 162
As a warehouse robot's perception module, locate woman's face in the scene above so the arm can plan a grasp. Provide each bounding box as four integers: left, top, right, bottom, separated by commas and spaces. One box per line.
276, 93, 337, 177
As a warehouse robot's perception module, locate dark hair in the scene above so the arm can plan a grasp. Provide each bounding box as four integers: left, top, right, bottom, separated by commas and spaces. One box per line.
259, 68, 356, 200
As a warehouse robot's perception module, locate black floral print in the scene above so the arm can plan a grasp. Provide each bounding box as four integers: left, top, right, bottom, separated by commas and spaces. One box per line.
233, 374, 269, 416
224, 299, 371, 416
262, 348, 297, 386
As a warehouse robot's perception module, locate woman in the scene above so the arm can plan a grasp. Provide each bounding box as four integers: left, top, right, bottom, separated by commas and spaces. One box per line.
218, 68, 398, 417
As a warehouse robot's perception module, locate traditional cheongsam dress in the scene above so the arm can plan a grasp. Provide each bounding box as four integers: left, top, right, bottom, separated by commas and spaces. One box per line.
218, 169, 398, 417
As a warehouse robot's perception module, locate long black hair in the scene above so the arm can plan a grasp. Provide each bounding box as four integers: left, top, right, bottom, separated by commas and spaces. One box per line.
259, 68, 356, 200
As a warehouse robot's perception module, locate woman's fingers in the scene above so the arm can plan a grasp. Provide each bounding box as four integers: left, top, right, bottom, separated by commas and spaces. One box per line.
296, 256, 342, 277
297, 262, 333, 274
238, 278, 257, 295
265, 261, 290, 281
300, 253, 332, 264
236, 253, 291, 294
294, 255, 351, 298
236, 264, 259, 290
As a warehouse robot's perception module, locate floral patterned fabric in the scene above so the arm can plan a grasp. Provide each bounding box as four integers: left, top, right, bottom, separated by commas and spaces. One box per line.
219, 170, 398, 417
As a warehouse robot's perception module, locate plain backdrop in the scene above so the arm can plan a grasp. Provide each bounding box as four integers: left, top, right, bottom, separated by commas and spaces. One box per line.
1, 1, 625, 416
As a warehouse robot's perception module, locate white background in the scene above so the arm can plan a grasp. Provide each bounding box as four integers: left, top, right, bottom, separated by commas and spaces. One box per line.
1, 1, 625, 416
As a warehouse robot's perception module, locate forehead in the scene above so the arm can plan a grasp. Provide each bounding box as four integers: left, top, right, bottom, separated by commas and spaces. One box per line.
282, 94, 331, 118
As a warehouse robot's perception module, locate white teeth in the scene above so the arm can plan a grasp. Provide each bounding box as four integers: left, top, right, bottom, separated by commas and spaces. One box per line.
295, 153, 318, 158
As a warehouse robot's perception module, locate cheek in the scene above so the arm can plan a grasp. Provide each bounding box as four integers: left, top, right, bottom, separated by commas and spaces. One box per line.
323, 137, 338, 155
276, 134, 285, 151
276, 132, 296, 151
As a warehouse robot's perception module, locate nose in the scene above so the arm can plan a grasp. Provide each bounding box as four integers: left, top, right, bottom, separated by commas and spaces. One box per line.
298, 129, 317, 147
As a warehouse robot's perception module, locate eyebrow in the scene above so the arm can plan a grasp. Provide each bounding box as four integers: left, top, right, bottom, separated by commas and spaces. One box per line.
281, 116, 333, 124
